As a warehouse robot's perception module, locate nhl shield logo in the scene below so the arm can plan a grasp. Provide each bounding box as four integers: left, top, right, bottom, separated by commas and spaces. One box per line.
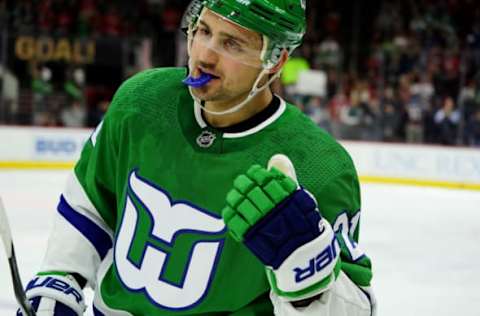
196, 130, 216, 148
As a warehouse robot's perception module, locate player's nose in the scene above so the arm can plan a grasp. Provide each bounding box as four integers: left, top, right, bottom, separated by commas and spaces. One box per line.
197, 43, 220, 65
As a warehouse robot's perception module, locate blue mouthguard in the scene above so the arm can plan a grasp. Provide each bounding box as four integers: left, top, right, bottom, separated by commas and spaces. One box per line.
182, 72, 213, 88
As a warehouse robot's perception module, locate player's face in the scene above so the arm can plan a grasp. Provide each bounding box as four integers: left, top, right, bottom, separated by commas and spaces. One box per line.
189, 9, 264, 103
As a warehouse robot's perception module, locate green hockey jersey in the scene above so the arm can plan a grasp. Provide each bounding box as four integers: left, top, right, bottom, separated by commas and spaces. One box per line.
57, 67, 372, 315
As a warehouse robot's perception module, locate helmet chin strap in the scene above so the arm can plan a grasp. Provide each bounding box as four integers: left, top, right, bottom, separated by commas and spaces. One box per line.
189, 67, 281, 116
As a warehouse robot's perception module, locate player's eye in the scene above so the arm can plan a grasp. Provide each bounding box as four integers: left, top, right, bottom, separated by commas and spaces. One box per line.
224, 39, 244, 53
196, 26, 211, 37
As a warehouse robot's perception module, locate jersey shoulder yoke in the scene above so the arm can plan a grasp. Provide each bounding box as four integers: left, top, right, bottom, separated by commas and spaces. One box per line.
108, 67, 189, 118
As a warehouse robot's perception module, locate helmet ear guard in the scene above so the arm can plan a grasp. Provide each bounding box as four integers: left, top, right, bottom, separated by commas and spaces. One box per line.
181, 0, 204, 57
261, 36, 285, 70
181, 0, 204, 36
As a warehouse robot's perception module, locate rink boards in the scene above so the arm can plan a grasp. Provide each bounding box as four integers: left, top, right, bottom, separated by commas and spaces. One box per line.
0, 126, 479, 190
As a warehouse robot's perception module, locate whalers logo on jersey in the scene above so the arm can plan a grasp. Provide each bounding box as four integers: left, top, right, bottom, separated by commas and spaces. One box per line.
115, 170, 226, 310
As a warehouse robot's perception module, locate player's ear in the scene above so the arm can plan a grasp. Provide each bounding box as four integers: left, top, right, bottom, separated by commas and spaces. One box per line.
267, 49, 289, 74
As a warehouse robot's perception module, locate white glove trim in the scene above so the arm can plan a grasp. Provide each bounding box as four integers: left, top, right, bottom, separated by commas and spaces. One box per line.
266, 218, 341, 301
270, 271, 373, 316
25, 274, 86, 315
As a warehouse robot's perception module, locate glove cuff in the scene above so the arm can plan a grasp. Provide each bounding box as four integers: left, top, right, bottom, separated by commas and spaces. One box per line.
25, 274, 86, 315
266, 218, 341, 301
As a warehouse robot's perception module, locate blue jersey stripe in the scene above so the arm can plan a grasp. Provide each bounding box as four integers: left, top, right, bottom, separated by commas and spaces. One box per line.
58, 195, 113, 259
93, 304, 106, 316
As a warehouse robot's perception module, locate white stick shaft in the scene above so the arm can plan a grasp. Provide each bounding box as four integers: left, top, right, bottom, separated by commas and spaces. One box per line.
0, 196, 36, 316
0, 197, 13, 258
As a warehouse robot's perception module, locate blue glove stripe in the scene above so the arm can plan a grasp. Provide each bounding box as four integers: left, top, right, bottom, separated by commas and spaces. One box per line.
17, 297, 76, 316
16, 297, 41, 316
58, 195, 113, 260
244, 190, 321, 269
31, 297, 41, 311
54, 301, 78, 315
283, 201, 305, 233
292, 189, 317, 215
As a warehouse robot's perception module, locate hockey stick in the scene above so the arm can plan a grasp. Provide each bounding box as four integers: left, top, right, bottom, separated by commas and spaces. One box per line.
0, 197, 36, 316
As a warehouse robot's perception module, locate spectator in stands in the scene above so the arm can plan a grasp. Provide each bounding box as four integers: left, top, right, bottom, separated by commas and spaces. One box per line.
305, 96, 331, 133
61, 99, 86, 127
11, 0, 35, 33
3, 0, 480, 148
36, 112, 60, 127
313, 35, 342, 71
161, 1, 183, 33
328, 89, 349, 138
434, 96, 461, 145
380, 86, 403, 142
156, 1, 184, 66
405, 93, 424, 143
77, 0, 98, 37
423, 96, 441, 144
465, 109, 480, 146
280, 48, 310, 106
32, 66, 53, 125
64, 68, 85, 101
411, 73, 434, 102
363, 95, 383, 141
458, 80, 479, 124
468, 22, 480, 68
102, 6, 122, 37
37, 0, 55, 34
56, 1, 74, 35
338, 89, 364, 140
89, 99, 109, 127
0, 66, 18, 123
437, 49, 461, 99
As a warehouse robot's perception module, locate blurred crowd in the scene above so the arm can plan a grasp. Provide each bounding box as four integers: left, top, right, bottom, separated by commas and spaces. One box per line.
0, 0, 189, 37
279, 0, 480, 146
1, 0, 480, 147
0, 0, 188, 127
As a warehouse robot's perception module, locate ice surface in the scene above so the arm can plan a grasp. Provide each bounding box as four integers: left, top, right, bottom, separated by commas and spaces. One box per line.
0, 170, 479, 315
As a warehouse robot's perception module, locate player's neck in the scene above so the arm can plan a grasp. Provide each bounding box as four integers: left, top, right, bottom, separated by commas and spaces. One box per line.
203, 89, 273, 128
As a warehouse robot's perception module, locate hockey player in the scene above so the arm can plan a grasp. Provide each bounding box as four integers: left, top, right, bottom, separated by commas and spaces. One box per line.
18, 0, 375, 315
